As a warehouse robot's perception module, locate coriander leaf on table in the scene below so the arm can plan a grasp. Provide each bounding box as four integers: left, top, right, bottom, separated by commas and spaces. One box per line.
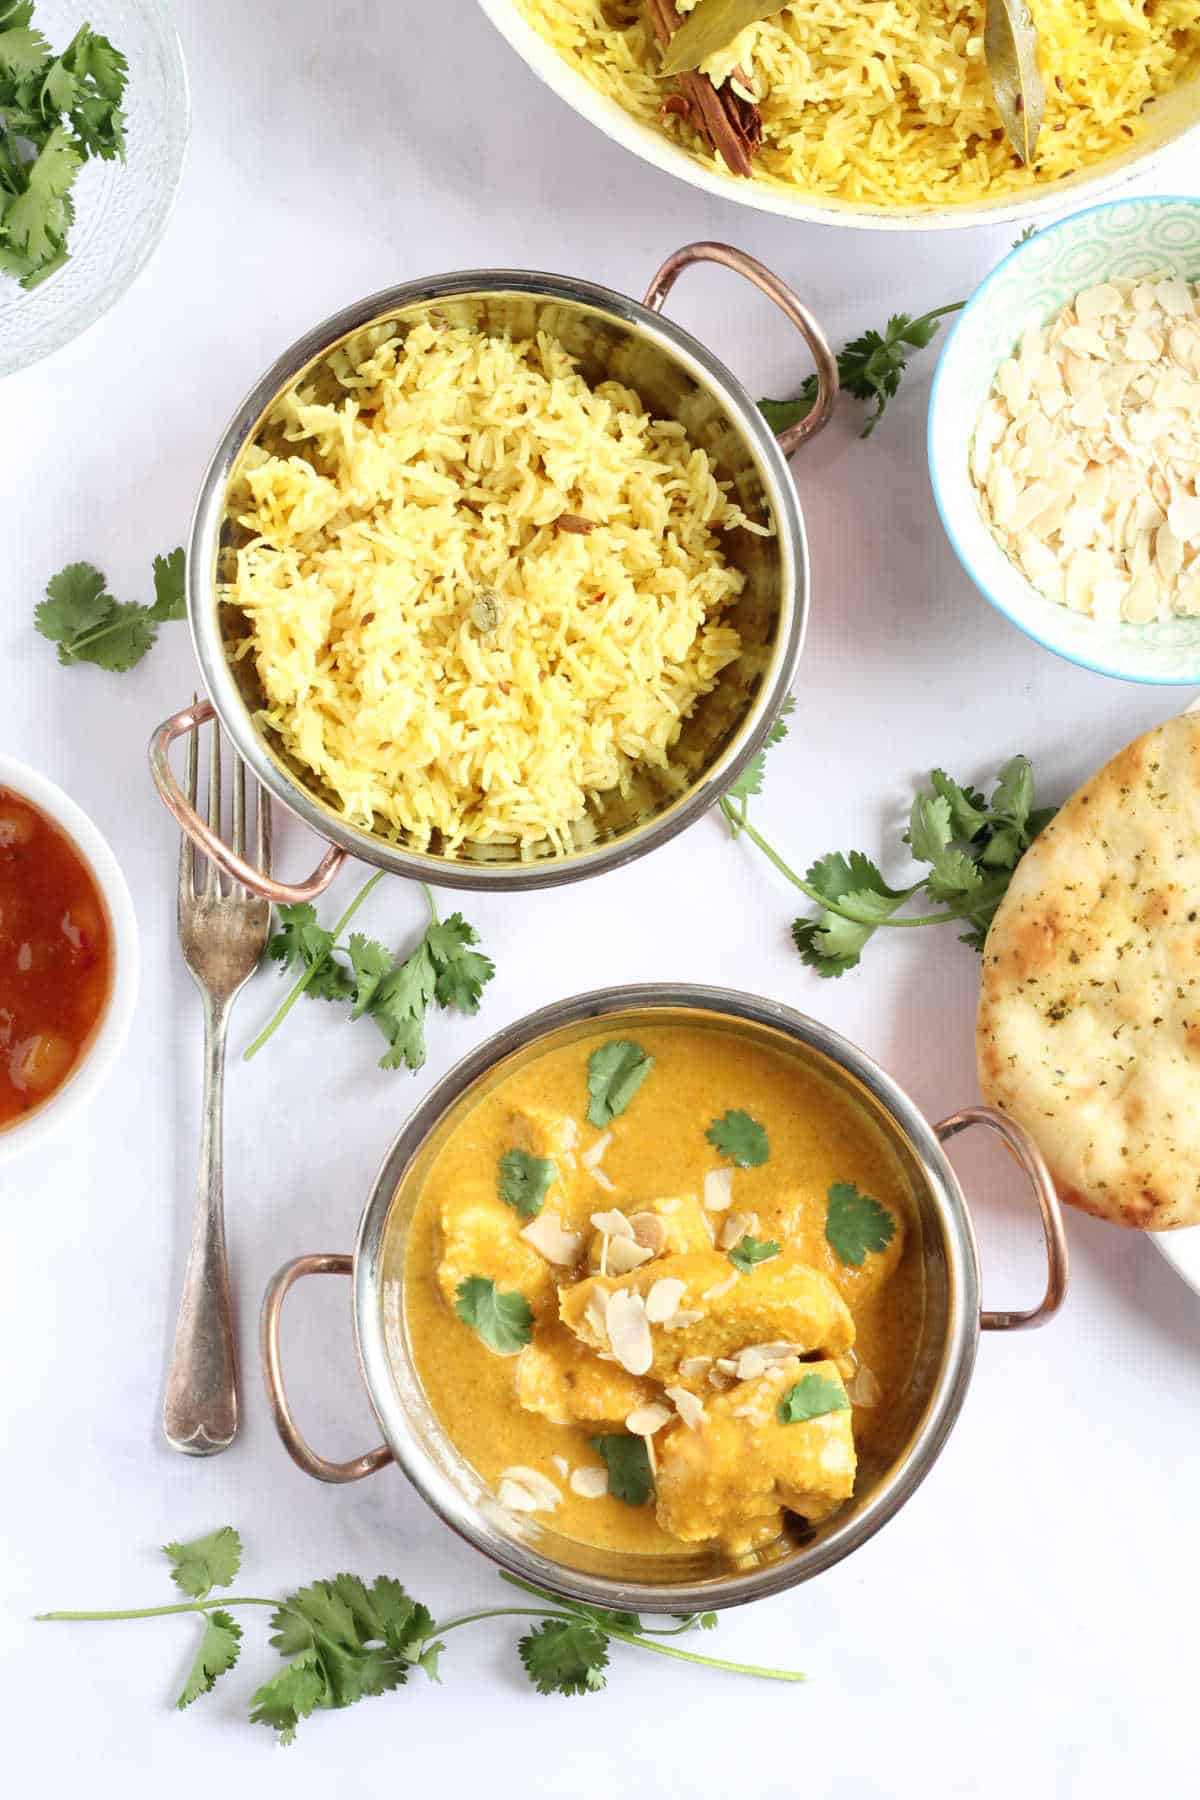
706, 1108, 769, 1168
427, 913, 495, 1014
825, 1182, 895, 1267
163, 1526, 243, 1600
37, 1525, 806, 1738
777, 1372, 850, 1425
497, 1148, 557, 1219
345, 932, 392, 1017
247, 877, 496, 1074
177, 1611, 242, 1710
34, 548, 187, 671
454, 1275, 533, 1355
518, 1618, 609, 1696
34, 562, 111, 646
725, 695, 795, 808
150, 547, 186, 621
728, 1234, 781, 1273
586, 1039, 653, 1128
719, 719, 1055, 976
759, 302, 963, 438
589, 1434, 654, 1506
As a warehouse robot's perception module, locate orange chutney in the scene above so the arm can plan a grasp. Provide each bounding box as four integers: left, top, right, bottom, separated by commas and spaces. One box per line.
0, 788, 112, 1130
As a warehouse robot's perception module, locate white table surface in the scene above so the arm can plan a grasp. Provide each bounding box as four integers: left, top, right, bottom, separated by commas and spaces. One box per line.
4, 3, 1199, 1793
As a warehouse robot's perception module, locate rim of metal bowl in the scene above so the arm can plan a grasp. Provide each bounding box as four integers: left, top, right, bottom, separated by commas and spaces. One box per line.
928, 193, 1200, 687
474, 0, 1200, 234
351, 983, 982, 1614
186, 268, 807, 893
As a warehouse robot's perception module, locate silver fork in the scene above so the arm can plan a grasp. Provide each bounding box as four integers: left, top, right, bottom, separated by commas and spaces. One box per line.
163, 713, 272, 1455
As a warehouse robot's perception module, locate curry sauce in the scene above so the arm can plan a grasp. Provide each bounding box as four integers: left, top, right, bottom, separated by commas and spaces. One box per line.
401, 1021, 925, 1559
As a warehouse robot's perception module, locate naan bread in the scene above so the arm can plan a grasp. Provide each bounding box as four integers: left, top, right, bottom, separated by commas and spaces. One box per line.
977, 712, 1200, 1230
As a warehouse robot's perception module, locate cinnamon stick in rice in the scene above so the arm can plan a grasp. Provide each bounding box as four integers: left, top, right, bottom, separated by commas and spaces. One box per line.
644, 0, 762, 178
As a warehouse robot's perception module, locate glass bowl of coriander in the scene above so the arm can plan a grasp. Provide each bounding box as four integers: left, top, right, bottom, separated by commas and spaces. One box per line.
0, 0, 189, 377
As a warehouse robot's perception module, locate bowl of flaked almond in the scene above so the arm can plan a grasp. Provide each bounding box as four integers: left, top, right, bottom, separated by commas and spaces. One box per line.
929, 195, 1200, 684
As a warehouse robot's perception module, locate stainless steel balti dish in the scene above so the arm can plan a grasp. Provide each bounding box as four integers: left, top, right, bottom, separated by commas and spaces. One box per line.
149, 244, 837, 903
261, 985, 1067, 1616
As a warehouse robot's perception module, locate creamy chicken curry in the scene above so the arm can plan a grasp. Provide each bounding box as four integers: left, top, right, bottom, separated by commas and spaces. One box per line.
402, 1021, 925, 1561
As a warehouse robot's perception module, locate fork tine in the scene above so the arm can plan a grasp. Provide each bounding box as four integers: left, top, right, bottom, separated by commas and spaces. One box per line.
231, 752, 246, 892
204, 719, 222, 898
256, 785, 273, 880
178, 698, 200, 903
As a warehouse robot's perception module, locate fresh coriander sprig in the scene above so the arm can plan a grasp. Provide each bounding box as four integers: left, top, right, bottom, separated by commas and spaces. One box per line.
34, 548, 185, 672
720, 709, 1054, 977
0, 5, 128, 288
759, 304, 963, 439
37, 1526, 806, 1741
758, 233, 1037, 441
244, 877, 494, 1071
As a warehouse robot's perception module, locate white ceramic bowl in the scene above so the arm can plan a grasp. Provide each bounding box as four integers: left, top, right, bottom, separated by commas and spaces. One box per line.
929, 195, 1200, 684
476, 0, 1200, 233
0, 758, 139, 1163
0, 0, 190, 378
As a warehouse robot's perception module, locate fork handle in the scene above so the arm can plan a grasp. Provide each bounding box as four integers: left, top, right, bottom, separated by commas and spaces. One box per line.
163, 994, 238, 1454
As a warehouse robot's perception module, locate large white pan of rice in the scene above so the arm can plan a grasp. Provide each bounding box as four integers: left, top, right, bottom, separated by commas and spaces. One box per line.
479, 0, 1200, 230
152, 255, 829, 899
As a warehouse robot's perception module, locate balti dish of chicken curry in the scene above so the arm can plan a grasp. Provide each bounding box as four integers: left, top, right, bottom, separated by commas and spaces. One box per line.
401, 1019, 925, 1562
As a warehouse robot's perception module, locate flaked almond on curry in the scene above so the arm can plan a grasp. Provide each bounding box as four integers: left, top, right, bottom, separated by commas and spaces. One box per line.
401, 1021, 925, 1559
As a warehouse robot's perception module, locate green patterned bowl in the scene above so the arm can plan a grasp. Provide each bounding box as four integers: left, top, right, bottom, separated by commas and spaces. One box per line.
929, 196, 1200, 685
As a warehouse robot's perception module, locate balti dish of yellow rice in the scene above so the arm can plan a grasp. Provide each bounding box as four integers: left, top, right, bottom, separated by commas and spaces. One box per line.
225, 322, 763, 854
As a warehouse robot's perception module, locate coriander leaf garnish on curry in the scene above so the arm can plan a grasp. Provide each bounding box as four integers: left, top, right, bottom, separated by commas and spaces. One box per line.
400, 1020, 923, 1559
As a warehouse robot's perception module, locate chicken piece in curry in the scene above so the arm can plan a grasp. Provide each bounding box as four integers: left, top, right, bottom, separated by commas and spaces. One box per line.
401, 1022, 924, 1560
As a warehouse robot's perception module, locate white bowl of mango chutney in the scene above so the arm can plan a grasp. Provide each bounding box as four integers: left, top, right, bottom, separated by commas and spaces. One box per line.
261, 986, 1067, 1611
0, 757, 139, 1164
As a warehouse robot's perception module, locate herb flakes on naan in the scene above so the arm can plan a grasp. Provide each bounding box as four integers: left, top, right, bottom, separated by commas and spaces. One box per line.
977, 712, 1200, 1230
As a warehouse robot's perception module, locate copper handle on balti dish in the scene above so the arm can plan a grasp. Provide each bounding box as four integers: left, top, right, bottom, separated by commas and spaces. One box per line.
149, 698, 347, 904
642, 241, 839, 456
260, 1254, 393, 1483
936, 1106, 1068, 1331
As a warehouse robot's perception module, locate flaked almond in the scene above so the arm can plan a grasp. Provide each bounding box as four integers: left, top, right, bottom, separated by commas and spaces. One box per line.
735, 1348, 767, 1380
520, 1212, 583, 1266
591, 1208, 634, 1240
677, 1356, 713, 1380
847, 1366, 882, 1408
743, 1341, 802, 1363
718, 1210, 758, 1251
583, 1290, 610, 1346
625, 1402, 672, 1436
606, 1289, 653, 1376
665, 1384, 706, 1430
628, 1211, 669, 1256
715, 1357, 738, 1376
581, 1131, 612, 1170
662, 1307, 704, 1331
497, 1466, 562, 1514
606, 1235, 655, 1277
552, 1454, 570, 1478
701, 1272, 739, 1302
644, 1275, 686, 1323
570, 1466, 609, 1499
590, 1168, 616, 1193
703, 1167, 734, 1212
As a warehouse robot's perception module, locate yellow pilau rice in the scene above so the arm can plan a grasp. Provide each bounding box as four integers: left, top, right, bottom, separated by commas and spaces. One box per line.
226, 322, 758, 852
513, 0, 1200, 209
